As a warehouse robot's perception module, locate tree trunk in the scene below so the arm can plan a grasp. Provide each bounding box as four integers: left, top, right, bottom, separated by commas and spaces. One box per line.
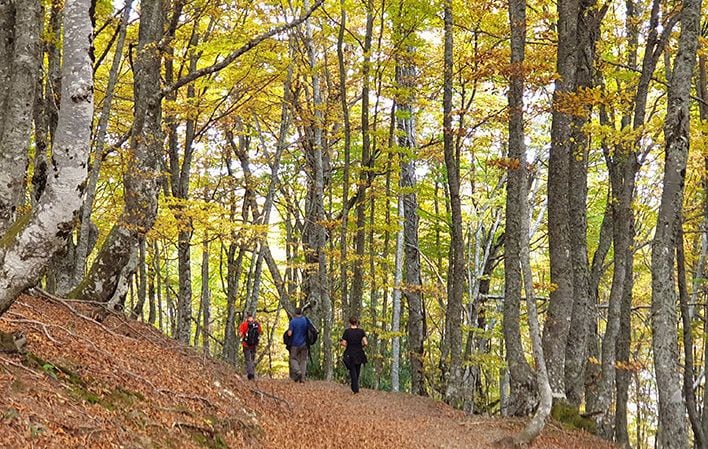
300, 0, 332, 378
0, 0, 41, 234
148, 240, 157, 325
0, 0, 92, 315
543, 0, 579, 399
72, 0, 133, 290
131, 237, 147, 319
394, 36, 423, 395
200, 237, 211, 355
72, 0, 163, 305
651, 0, 701, 445
503, 0, 536, 417
564, 0, 603, 408
614, 226, 634, 448
349, 0, 374, 321
337, 0, 351, 323
391, 199, 404, 392
442, 0, 465, 407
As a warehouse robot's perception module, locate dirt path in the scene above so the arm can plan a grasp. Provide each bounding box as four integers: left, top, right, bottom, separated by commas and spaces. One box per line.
249, 378, 616, 449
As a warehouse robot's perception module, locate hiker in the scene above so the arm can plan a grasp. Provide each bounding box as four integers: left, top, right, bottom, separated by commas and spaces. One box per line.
239, 313, 261, 380
340, 317, 368, 394
287, 308, 310, 382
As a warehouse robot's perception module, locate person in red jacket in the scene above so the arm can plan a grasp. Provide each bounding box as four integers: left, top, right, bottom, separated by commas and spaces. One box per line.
239, 313, 261, 380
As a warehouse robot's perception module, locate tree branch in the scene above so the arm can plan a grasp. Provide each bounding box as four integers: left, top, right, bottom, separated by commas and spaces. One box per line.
162, 0, 324, 97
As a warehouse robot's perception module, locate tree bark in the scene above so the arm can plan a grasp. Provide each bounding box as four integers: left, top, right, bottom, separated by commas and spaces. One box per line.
651, 0, 701, 445
564, 0, 603, 408
0, 0, 41, 234
72, 0, 164, 306
72, 0, 133, 290
300, 0, 332, 378
543, 0, 580, 399
442, 0, 465, 407
337, 0, 351, 323
349, 0, 374, 321
0, 0, 92, 316
503, 0, 536, 417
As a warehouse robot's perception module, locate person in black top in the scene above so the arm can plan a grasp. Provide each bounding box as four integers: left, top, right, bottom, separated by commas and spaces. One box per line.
340, 317, 368, 393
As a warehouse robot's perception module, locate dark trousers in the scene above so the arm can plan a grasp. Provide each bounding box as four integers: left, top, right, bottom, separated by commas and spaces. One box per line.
348, 363, 362, 393
289, 344, 308, 381
243, 345, 256, 379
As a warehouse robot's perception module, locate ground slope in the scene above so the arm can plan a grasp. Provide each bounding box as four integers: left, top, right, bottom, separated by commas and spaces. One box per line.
0, 294, 617, 449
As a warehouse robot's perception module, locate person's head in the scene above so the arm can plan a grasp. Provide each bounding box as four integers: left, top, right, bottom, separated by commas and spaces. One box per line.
294, 308, 302, 316
349, 317, 359, 327
246, 313, 254, 322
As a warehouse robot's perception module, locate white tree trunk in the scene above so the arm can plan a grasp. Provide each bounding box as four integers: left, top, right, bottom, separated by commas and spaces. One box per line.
0, 0, 92, 315
391, 199, 404, 392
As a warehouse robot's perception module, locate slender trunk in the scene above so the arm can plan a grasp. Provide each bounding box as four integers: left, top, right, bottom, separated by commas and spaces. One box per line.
72, 0, 133, 289
564, 0, 602, 408
678, 222, 704, 447
131, 237, 147, 319
503, 0, 536, 417
543, 0, 580, 399
301, 0, 332, 378
391, 199, 404, 392
614, 223, 634, 448
72, 0, 163, 305
651, 0, 701, 445
201, 237, 211, 355
148, 240, 156, 325
350, 0, 374, 320
0, 0, 41, 233
442, 0, 465, 407
337, 0, 351, 323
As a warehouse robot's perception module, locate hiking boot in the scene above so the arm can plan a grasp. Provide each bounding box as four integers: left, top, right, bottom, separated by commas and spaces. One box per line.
247, 374, 254, 380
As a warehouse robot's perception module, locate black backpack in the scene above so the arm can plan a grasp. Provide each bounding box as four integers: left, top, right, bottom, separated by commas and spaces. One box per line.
245, 321, 259, 346
306, 318, 319, 346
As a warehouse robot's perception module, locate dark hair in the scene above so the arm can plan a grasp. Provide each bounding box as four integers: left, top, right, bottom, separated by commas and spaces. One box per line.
349, 317, 359, 326
295, 308, 302, 315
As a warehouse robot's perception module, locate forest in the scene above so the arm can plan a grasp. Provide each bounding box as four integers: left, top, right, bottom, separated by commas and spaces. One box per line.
0, 0, 705, 446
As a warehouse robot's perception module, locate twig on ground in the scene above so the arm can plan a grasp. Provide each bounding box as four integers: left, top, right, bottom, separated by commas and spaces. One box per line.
29, 288, 133, 341
0, 355, 42, 379
173, 421, 215, 435
2, 314, 61, 344
158, 390, 214, 407
250, 386, 292, 410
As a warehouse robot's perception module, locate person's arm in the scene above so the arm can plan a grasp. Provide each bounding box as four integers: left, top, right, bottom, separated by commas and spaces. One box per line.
362, 332, 368, 347
287, 321, 293, 337
340, 329, 348, 347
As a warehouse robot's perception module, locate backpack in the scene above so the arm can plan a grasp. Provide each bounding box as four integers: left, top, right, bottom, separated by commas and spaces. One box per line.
306, 318, 318, 346
245, 321, 259, 346
283, 330, 292, 350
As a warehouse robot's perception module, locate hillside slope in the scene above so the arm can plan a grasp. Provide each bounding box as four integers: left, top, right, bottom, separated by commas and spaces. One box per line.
0, 294, 617, 449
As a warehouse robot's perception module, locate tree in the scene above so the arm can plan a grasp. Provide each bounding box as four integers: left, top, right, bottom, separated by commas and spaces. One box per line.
72, 0, 165, 309
651, 0, 702, 445
442, 0, 465, 407
503, 0, 536, 417
543, 0, 579, 400
0, 0, 93, 316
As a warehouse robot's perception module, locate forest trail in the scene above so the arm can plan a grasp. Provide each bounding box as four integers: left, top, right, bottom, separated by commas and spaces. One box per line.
0, 294, 617, 449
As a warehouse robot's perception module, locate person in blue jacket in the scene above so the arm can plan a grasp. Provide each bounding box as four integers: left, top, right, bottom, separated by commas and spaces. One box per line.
287, 308, 309, 382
